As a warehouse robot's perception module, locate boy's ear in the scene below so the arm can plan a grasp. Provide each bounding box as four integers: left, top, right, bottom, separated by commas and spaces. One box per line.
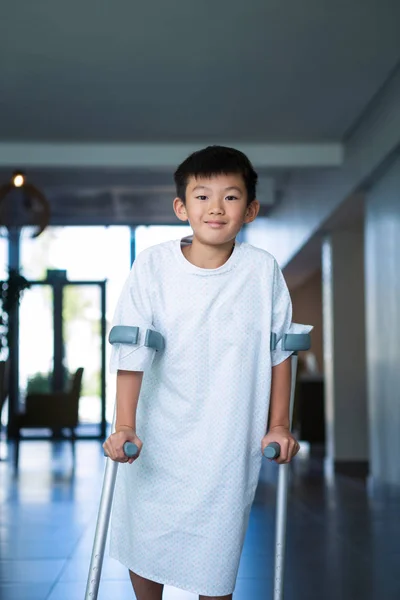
244, 199, 260, 224
173, 197, 188, 222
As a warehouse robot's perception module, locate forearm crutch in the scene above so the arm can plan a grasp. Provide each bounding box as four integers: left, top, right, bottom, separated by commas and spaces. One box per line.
85, 325, 165, 600
85, 438, 138, 599
264, 332, 311, 600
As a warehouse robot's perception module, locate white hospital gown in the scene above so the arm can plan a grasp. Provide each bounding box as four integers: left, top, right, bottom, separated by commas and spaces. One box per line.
109, 237, 311, 596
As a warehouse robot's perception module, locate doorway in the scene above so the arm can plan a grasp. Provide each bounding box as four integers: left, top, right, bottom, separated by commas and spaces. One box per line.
19, 271, 107, 439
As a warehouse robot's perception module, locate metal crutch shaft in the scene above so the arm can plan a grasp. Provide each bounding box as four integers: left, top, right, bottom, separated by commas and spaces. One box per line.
85, 441, 138, 600
273, 353, 298, 600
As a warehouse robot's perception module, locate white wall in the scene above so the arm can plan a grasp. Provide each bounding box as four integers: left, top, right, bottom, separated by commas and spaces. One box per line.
322, 230, 368, 466
365, 153, 400, 485
291, 270, 323, 373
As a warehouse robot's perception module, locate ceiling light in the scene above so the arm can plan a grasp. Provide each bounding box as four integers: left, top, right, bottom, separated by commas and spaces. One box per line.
12, 173, 25, 188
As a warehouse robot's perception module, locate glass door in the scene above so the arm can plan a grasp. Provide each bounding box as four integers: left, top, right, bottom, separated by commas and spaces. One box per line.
63, 282, 106, 437
18, 273, 106, 439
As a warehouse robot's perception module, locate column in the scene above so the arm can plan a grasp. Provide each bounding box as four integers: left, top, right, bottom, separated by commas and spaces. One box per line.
322, 228, 369, 477
365, 155, 400, 486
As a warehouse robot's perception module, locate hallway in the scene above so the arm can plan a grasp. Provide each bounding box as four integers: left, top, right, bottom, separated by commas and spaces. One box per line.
1, 441, 399, 600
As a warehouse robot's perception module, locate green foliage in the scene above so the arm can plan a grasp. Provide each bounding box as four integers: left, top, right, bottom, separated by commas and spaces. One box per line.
26, 368, 74, 394
26, 372, 51, 394
63, 286, 92, 324
81, 370, 101, 397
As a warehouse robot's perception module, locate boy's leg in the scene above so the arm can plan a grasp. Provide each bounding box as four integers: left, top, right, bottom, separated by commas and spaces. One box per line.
129, 570, 164, 600
199, 595, 233, 600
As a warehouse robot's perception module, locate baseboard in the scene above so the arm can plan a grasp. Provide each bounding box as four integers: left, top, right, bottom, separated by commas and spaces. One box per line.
334, 460, 369, 478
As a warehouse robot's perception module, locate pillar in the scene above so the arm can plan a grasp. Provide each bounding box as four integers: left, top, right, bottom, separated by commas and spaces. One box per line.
322, 228, 369, 477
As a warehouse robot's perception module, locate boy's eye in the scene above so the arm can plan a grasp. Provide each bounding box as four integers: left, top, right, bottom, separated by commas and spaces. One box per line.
196, 195, 208, 201
226, 196, 238, 201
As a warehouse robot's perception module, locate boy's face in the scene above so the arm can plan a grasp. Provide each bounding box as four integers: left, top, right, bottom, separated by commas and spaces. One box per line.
173, 173, 259, 246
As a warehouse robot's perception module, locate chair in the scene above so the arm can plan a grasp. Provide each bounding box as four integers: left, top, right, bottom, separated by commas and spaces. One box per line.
14, 367, 84, 470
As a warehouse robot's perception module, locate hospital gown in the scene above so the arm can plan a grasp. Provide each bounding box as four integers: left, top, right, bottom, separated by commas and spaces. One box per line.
109, 237, 311, 596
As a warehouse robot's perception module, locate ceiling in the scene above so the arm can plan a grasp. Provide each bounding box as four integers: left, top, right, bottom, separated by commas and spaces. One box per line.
1, 1, 400, 143
0, 1, 399, 228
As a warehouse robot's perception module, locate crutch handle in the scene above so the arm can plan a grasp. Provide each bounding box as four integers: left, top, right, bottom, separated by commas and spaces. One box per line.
103, 442, 139, 458
123, 442, 139, 457
264, 442, 281, 459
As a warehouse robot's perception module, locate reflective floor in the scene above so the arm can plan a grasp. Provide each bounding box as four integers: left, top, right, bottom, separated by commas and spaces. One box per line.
0, 440, 399, 600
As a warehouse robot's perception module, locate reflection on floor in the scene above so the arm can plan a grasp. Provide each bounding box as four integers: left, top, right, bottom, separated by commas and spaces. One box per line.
0, 440, 399, 600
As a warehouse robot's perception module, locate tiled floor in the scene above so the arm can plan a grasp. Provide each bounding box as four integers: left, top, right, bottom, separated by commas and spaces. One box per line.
0, 439, 399, 600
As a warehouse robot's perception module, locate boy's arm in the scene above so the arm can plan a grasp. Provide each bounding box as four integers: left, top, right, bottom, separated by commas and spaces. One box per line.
268, 358, 291, 430
103, 369, 144, 463
115, 370, 144, 432
262, 356, 300, 463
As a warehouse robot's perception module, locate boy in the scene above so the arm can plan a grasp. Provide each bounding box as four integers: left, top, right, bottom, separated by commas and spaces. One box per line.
103, 146, 309, 600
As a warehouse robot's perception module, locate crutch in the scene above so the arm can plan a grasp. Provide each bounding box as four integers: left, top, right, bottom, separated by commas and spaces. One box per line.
263, 331, 312, 600
85, 325, 165, 600
85, 438, 138, 599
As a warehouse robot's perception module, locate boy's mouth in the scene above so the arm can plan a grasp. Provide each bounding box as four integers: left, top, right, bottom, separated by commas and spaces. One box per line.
205, 221, 226, 228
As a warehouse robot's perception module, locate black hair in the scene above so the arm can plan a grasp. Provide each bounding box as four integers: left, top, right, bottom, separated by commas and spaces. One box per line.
174, 145, 258, 206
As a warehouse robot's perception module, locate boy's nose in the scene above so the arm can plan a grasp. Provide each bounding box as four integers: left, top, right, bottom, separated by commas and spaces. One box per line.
209, 204, 224, 214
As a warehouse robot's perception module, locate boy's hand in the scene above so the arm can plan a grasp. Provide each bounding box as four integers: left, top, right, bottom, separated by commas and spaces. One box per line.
103, 426, 143, 464
261, 426, 300, 464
